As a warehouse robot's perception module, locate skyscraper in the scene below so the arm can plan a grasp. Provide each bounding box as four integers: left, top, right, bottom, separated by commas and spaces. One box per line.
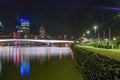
17, 19, 30, 38
39, 26, 45, 39
0, 21, 4, 35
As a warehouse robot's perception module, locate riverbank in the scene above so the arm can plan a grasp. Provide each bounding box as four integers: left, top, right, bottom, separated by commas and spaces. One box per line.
71, 44, 120, 80
75, 45, 120, 61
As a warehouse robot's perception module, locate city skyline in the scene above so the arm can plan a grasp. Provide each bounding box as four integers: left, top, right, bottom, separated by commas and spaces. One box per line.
0, 0, 120, 37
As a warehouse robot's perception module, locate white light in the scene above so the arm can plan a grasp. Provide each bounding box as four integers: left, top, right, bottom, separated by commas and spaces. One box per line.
0, 46, 72, 58
0, 39, 74, 43
113, 38, 116, 40
105, 38, 108, 41
20, 30, 23, 32
83, 34, 85, 36
0, 22, 1, 26
94, 26, 97, 30
0, 61, 1, 74
87, 30, 90, 34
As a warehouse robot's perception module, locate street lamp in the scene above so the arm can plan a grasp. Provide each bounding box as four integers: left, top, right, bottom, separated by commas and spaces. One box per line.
86, 30, 90, 34
93, 26, 97, 41
113, 37, 116, 41
83, 33, 85, 36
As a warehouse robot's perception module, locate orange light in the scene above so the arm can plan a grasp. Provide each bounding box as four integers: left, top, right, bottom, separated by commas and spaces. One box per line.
71, 52, 74, 60
17, 48, 20, 62
59, 51, 62, 60
13, 47, 17, 65
37, 48, 40, 61
47, 52, 50, 61
14, 52, 17, 65
6, 47, 10, 62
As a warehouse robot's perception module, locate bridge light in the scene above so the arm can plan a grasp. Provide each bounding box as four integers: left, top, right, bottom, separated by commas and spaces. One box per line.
47, 52, 50, 60
13, 48, 17, 65
59, 51, 62, 60
0, 61, 2, 74
44, 53, 47, 61
71, 52, 74, 60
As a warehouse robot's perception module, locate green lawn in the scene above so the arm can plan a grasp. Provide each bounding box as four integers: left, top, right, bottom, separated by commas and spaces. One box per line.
0, 56, 84, 80
76, 45, 120, 61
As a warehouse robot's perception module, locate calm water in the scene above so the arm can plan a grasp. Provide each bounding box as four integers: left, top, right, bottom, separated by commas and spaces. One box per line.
0, 46, 73, 77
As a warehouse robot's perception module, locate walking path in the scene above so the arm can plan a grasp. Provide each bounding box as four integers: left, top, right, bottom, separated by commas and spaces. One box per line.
76, 45, 120, 61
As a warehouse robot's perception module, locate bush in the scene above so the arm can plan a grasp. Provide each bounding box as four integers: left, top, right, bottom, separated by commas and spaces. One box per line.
116, 37, 120, 46
72, 46, 120, 80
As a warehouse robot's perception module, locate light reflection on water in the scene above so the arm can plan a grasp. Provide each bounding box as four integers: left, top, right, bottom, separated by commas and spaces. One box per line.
0, 46, 73, 77
0, 46, 72, 56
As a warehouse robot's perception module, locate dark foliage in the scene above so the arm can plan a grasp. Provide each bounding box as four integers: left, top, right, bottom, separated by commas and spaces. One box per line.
72, 46, 120, 80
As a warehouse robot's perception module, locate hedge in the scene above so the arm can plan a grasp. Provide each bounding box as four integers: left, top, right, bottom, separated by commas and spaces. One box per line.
71, 45, 120, 80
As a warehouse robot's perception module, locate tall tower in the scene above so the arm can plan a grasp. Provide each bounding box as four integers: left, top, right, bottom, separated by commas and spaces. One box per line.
39, 26, 45, 39
0, 21, 4, 35
18, 19, 30, 38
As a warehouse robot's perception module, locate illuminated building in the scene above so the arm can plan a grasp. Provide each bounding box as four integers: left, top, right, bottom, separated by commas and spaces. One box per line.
64, 35, 67, 40
17, 19, 30, 38
0, 21, 4, 36
39, 26, 45, 39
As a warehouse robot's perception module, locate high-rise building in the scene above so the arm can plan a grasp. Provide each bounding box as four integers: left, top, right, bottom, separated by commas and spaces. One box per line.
39, 26, 45, 39
17, 19, 30, 38
0, 21, 4, 35
64, 35, 67, 40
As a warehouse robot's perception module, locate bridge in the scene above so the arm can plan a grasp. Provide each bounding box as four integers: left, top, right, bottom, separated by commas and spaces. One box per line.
0, 39, 74, 43
0, 39, 74, 59
0, 39, 74, 46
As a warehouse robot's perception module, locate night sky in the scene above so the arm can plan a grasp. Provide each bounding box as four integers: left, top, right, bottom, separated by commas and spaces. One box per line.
0, 0, 119, 37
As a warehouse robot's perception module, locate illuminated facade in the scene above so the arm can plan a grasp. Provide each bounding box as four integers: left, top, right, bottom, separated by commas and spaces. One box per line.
39, 26, 45, 39
17, 19, 30, 38
0, 21, 4, 35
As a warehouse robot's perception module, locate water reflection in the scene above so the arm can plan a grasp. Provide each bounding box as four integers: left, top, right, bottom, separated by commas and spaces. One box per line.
0, 61, 1, 74
19, 60, 30, 77
0, 46, 73, 77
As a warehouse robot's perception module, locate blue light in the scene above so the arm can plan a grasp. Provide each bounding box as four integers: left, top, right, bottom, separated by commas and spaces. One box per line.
19, 18, 30, 23
26, 20, 29, 22
19, 62, 24, 77
0, 61, 1, 74
19, 19, 24, 22
25, 61, 30, 76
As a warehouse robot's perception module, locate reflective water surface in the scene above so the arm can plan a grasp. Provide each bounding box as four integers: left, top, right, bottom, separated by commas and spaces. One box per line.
0, 46, 73, 77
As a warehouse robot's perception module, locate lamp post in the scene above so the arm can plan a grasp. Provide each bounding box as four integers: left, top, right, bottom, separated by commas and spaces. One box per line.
86, 30, 90, 37
93, 26, 97, 41
87, 30, 90, 34
109, 27, 111, 43
83, 33, 85, 37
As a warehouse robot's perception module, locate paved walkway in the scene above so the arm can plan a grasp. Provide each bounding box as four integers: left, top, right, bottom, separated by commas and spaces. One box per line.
76, 45, 120, 61
78, 46, 120, 53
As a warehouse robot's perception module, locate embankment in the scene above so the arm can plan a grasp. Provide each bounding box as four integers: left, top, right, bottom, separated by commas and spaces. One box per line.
71, 44, 120, 80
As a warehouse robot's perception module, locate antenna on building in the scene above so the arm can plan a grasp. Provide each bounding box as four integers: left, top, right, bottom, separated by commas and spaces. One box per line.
17, 12, 19, 22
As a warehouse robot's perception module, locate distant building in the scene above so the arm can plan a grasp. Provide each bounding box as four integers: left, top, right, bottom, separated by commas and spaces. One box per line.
39, 26, 45, 39
0, 21, 4, 35
64, 35, 67, 40
59, 35, 62, 39
17, 19, 30, 38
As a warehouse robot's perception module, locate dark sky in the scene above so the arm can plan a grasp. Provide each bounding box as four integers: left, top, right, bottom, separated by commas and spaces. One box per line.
0, 0, 119, 37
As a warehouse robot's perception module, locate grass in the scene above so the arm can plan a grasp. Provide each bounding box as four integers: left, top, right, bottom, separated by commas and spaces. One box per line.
0, 56, 84, 80
75, 45, 120, 61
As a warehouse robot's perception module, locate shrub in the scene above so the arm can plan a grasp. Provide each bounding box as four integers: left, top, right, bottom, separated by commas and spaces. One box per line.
72, 46, 120, 80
